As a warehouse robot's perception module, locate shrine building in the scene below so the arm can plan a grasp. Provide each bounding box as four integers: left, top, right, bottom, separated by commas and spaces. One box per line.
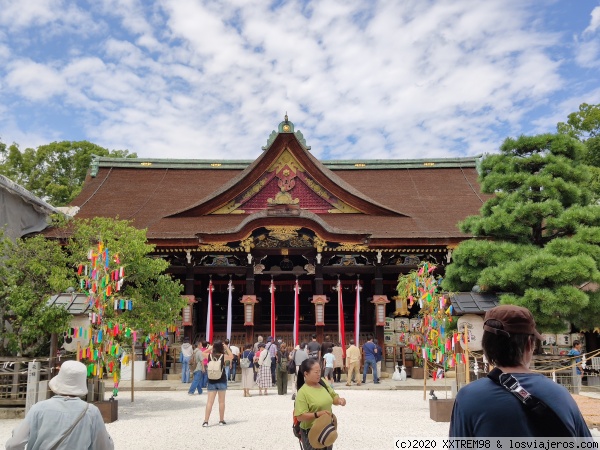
66, 117, 488, 347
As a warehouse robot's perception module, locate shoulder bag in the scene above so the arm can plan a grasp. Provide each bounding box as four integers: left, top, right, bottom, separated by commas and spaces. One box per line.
287, 350, 297, 374
260, 344, 272, 367
50, 403, 89, 450
487, 368, 571, 437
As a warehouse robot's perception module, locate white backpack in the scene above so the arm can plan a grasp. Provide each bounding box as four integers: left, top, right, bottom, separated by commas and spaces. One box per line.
207, 354, 224, 380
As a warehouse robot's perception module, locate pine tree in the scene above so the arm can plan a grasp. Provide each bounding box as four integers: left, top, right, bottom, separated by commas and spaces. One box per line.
442, 133, 600, 331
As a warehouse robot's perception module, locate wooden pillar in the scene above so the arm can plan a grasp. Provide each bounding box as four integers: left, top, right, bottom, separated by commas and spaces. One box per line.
315, 258, 324, 341
315, 258, 323, 295
246, 260, 255, 295
374, 264, 383, 295
49, 333, 58, 381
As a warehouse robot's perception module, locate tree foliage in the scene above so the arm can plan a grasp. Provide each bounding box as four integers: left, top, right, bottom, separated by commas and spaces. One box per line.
67, 217, 185, 337
557, 102, 600, 140
557, 103, 600, 199
0, 140, 136, 206
442, 133, 600, 331
0, 217, 185, 357
0, 232, 75, 356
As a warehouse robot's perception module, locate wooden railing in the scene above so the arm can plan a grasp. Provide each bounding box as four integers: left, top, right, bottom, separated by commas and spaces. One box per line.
0, 357, 52, 406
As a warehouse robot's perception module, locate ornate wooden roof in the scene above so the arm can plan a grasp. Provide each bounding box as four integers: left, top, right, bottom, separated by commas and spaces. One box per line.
66, 118, 489, 250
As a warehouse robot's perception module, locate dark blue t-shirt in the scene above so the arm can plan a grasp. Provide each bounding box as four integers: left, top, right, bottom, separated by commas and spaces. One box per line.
449, 373, 590, 437
363, 341, 377, 361
374, 345, 383, 362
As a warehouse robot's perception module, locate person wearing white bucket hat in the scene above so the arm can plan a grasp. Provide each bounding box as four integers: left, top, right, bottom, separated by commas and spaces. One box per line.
5, 360, 114, 450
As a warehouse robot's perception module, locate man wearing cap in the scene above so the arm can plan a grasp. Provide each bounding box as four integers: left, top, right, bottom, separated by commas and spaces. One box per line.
6, 360, 114, 449
449, 305, 591, 438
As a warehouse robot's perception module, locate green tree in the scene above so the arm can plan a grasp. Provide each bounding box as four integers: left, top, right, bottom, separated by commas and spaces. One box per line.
442, 133, 600, 331
0, 232, 75, 356
557, 102, 600, 140
557, 103, 600, 198
0, 140, 136, 206
66, 217, 185, 339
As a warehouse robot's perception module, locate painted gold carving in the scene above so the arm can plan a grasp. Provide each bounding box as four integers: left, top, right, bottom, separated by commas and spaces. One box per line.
330, 242, 369, 252
211, 200, 240, 214
269, 149, 304, 175
239, 237, 255, 252
328, 200, 360, 214
197, 242, 235, 252
313, 236, 327, 252
304, 176, 360, 213
267, 191, 299, 205
266, 226, 300, 241
211, 177, 268, 214
304, 177, 331, 200
240, 177, 268, 202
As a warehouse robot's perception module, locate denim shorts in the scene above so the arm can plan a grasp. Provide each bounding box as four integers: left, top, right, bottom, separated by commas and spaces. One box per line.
207, 382, 227, 391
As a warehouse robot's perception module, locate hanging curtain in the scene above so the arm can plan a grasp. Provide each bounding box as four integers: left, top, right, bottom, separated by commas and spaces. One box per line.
270, 279, 276, 338
293, 279, 300, 347
226, 278, 233, 340
355, 278, 361, 344
337, 279, 346, 357
206, 280, 213, 343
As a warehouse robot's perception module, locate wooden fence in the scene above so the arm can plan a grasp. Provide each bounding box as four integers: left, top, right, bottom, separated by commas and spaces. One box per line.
0, 357, 53, 407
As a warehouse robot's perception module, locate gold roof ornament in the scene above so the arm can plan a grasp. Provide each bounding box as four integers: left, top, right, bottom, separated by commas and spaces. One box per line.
239, 237, 255, 252
266, 226, 301, 241
329, 242, 369, 252
197, 242, 235, 252
313, 236, 327, 253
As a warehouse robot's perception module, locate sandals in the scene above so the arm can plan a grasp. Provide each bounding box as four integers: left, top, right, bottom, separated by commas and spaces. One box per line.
202, 422, 208, 427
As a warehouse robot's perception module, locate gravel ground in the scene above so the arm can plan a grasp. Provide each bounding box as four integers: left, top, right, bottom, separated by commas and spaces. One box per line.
2, 387, 598, 449
1, 388, 451, 449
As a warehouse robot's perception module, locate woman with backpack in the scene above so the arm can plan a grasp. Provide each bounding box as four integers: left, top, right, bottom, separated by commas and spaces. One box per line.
276, 341, 291, 395
201, 340, 233, 427
240, 343, 255, 397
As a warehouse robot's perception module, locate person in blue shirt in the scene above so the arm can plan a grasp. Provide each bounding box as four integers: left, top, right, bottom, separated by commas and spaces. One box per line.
568, 340, 583, 394
6, 360, 114, 449
374, 338, 383, 380
450, 305, 591, 438
362, 335, 379, 384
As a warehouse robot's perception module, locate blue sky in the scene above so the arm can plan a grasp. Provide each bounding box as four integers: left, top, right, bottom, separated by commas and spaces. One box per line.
0, 0, 599, 161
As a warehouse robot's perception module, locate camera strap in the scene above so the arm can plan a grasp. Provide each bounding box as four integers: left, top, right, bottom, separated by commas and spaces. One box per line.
487, 368, 571, 437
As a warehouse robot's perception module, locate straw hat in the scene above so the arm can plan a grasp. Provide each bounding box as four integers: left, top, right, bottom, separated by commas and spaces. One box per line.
308, 413, 338, 449
48, 360, 88, 397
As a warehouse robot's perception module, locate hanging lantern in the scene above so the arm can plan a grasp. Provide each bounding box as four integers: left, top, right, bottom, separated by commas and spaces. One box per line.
311, 295, 329, 326
181, 295, 196, 326
240, 295, 258, 326
371, 295, 390, 326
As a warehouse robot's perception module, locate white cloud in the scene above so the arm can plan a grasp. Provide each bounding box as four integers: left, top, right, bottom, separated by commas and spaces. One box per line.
584, 6, 600, 35
5, 60, 67, 100
0, 0, 596, 161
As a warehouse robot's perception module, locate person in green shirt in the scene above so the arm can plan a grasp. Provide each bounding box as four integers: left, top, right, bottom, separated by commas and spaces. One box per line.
294, 358, 347, 450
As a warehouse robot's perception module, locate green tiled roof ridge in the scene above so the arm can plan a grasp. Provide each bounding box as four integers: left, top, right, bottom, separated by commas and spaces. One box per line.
92, 155, 480, 171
